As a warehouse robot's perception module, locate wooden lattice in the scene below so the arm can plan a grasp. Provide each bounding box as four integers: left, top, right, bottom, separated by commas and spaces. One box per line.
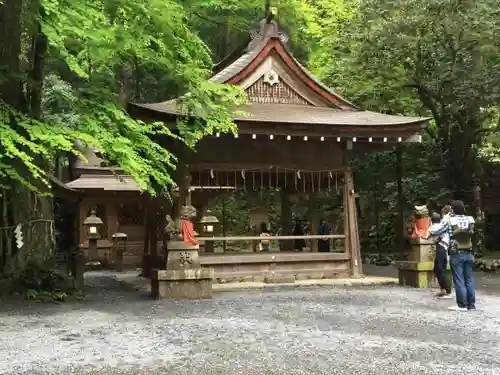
118, 203, 144, 226
246, 76, 311, 105
116, 203, 144, 241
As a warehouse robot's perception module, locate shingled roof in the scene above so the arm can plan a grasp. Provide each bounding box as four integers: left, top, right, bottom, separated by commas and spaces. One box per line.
128, 17, 429, 134
66, 174, 140, 191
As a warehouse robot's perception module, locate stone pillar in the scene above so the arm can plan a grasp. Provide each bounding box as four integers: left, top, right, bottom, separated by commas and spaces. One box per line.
396, 237, 448, 288
150, 240, 214, 299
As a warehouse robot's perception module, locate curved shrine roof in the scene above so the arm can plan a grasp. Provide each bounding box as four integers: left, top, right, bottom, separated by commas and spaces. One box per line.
135, 101, 426, 127
128, 18, 429, 135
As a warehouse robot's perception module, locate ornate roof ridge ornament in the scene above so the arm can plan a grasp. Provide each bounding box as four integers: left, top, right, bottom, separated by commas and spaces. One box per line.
247, 6, 288, 52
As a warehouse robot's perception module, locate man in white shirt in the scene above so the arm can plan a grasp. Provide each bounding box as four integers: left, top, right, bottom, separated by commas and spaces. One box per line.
430, 200, 476, 311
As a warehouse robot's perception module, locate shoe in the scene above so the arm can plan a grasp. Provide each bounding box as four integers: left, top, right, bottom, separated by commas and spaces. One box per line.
434, 291, 447, 298
438, 293, 453, 300
448, 306, 467, 312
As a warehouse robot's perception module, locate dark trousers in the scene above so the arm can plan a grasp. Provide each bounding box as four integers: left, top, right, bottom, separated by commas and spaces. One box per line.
450, 251, 476, 309
318, 239, 330, 252
433, 243, 451, 294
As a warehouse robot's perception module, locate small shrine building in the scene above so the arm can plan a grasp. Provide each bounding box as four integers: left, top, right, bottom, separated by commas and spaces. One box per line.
69, 12, 429, 280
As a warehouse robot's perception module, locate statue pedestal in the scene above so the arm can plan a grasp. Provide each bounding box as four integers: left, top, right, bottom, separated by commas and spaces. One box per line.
396, 237, 437, 288
150, 241, 214, 299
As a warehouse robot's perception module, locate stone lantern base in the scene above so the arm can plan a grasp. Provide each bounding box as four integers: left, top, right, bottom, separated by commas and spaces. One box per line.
396, 237, 451, 289
150, 241, 214, 299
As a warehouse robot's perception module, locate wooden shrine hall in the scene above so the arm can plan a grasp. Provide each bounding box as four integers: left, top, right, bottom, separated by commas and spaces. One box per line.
126, 13, 430, 280
70, 11, 430, 281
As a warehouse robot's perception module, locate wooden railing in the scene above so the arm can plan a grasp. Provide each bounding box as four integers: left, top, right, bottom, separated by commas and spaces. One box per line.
197, 234, 346, 241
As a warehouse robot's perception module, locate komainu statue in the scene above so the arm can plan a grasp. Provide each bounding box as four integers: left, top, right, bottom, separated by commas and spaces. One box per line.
164, 205, 200, 245
409, 205, 431, 240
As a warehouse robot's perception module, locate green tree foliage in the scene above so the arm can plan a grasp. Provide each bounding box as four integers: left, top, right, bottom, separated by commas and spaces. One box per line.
184, 0, 319, 63
305, 0, 500, 252
314, 0, 500, 200
2, 0, 246, 194
0, 0, 246, 282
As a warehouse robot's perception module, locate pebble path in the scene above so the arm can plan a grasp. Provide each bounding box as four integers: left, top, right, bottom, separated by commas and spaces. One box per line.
0, 274, 499, 375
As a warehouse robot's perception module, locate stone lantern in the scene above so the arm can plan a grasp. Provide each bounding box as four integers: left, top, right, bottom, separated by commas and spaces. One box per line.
83, 208, 104, 261
199, 210, 220, 253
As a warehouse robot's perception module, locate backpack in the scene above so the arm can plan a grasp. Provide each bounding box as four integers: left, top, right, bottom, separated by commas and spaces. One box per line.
449, 216, 475, 252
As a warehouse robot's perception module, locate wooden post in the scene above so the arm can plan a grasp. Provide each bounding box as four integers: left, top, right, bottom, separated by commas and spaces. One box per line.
79, 199, 89, 246
176, 164, 191, 212
107, 202, 118, 268
280, 188, 293, 251
197, 203, 209, 254
343, 176, 350, 255
308, 191, 319, 252
149, 201, 158, 258
344, 169, 362, 277
221, 195, 227, 252
395, 144, 405, 251
141, 196, 152, 276
107, 202, 118, 240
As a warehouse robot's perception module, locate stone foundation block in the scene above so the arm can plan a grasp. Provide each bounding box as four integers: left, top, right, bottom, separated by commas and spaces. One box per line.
306, 272, 324, 280
396, 261, 433, 288
151, 268, 214, 300
264, 275, 296, 284
396, 261, 452, 289
294, 275, 309, 281
252, 276, 265, 283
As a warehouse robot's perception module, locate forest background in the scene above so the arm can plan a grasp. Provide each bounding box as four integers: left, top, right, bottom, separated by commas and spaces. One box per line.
2, 0, 500, 286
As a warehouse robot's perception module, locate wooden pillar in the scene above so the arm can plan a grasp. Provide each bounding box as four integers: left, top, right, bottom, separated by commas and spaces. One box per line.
149, 200, 158, 258
280, 188, 293, 251
176, 164, 191, 214
344, 169, 362, 277
79, 199, 89, 246
197, 203, 208, 254
395, 144, 405, 251
308, 191, 319, 252
107, 202, 119, 239
142, 196, 152, 275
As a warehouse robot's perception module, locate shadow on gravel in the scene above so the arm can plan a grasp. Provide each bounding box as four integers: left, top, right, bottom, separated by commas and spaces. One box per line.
0, 274, 151, 316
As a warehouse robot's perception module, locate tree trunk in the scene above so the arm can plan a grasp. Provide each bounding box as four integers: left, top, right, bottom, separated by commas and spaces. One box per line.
0, 0, 25, 107
0, 1, 55, 284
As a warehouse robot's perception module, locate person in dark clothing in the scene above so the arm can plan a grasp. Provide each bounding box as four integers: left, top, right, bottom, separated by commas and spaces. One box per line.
293, 220, 306, 251
318, 219, 330, 253
429, 212, 452, 299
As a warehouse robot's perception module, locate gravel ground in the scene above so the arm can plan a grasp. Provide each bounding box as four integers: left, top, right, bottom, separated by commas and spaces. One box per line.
1, 274, 500, 375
